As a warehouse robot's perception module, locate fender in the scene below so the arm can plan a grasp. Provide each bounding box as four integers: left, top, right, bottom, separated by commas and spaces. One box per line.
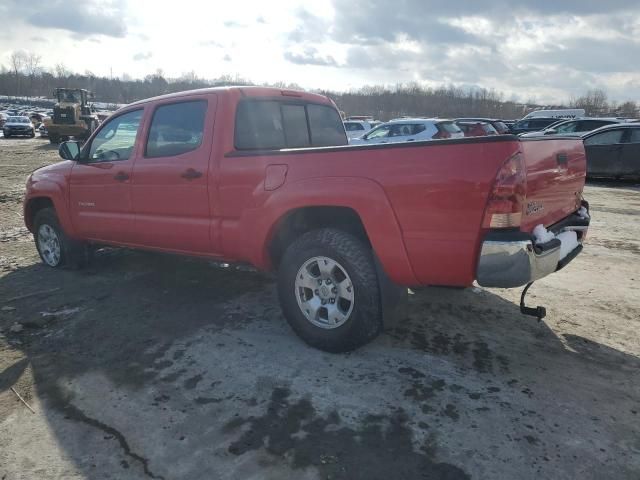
24, 177, 75, 238
222, 176, 419, 286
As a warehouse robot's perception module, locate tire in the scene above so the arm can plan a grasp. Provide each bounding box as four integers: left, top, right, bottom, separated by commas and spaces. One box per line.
49, 134, 60, 144
4, 132, 10, 138
30, 131, 35, 138
33, 208, 89, 269
277, 228, 382, 352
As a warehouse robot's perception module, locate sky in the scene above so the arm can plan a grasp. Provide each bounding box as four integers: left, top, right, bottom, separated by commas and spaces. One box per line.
1, 0, 639, 104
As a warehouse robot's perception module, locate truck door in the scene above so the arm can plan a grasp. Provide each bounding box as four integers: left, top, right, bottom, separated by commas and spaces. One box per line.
130, 96, 217, 253
584, 128, 626, 177
68, 109, 143, 243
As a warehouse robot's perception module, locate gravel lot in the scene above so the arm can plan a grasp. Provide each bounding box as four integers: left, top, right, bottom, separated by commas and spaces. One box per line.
1, 136, 639, 479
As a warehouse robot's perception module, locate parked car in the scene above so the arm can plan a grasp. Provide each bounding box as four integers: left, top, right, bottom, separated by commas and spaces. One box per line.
0, 112, 7, 128
350, 118, 464, 145
39, 123, 49, 138
3, 116, 36, 138
456, 118, 510, 134
455, 120, 498, 137
510, 117, 561, 135
24, 86, 589, 352
523, 109, 585, 120
521, 118, 623, 138
344, 120, 373, 139
582, 123, 640, 179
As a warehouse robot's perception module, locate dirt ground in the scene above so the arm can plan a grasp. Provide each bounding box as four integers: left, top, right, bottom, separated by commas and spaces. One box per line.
0, 135, 639, 480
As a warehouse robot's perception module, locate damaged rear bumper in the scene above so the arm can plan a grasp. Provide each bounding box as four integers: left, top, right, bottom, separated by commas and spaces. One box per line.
476, 206, 589, 288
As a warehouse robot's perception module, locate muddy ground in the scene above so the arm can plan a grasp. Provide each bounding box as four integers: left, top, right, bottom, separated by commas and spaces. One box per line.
0, 135, 639, 479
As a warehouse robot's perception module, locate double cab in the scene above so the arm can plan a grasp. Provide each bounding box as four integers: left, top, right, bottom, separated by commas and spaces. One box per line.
24, 87, 590, 352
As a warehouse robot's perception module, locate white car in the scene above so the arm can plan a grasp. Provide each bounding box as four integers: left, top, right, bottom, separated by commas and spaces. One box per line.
344, 120, 374, 139
523, 109, 586, 120
520, 118, 625, 138
349, 118, 464, 145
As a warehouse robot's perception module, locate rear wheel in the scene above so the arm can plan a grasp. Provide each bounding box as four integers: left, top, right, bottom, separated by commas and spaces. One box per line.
49, 133, 60, 144
277, 228, 382, 352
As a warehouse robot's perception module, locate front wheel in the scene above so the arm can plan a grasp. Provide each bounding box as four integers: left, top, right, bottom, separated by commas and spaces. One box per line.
33, 208, 89, 269
277, 228, 382, 352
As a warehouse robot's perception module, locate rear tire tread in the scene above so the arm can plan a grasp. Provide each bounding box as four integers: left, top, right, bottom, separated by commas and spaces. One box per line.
277, 228, 382, 352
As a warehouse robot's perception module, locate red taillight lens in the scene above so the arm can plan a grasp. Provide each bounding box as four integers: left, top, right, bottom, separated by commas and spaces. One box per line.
482, 152, 527, 228
433, 129, 450, 139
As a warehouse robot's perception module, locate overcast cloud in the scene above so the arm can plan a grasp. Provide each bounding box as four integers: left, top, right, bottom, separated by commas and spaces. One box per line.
0, 0, 639, 103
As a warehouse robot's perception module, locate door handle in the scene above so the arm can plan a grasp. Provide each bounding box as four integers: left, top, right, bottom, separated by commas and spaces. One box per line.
556, 153, 568, 166
181, 168, 203, 180
114, 171, 129, 182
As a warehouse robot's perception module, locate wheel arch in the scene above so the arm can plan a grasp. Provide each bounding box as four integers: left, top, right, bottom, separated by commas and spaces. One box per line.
24, 184, 74, 237
242, 176, 419, 286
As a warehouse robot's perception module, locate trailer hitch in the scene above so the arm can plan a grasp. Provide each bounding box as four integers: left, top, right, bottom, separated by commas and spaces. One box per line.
520, 282, 546, 321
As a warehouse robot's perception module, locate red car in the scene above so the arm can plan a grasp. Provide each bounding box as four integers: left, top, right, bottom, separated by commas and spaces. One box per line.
23, 87, 590, 352
456, 120, 499, 137
456, 117, 511, 134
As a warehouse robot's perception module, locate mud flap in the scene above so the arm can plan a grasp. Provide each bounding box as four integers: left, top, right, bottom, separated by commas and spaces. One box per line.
374, 254, 408, 330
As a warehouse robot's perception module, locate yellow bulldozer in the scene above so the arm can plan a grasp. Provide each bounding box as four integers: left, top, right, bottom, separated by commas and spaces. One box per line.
44, 88, 100, 144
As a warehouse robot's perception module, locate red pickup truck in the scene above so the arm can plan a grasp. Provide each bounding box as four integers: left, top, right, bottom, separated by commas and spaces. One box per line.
23, 87, 590, 352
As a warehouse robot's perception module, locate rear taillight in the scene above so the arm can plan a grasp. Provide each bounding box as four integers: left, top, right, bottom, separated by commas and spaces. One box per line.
482, 152, 527, 228
432, 129, 450, 139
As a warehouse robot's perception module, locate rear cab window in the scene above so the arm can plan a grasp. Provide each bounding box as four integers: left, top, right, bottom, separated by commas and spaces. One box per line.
234, 100, 346, 150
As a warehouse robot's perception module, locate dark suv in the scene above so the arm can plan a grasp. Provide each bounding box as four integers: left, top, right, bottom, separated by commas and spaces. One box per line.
509, 117, 561, 135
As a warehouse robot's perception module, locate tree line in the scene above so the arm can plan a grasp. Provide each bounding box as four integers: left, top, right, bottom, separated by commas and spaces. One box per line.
1, 51, 638, 120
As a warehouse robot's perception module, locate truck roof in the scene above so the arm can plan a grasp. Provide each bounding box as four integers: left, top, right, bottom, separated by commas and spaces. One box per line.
126, 86, 333, 108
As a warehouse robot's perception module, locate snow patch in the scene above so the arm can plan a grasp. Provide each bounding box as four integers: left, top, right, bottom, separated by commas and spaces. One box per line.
533, 224, 555, 244
532, 224, 579, 261
577, 206, 590, 220
556, 231, 579, 260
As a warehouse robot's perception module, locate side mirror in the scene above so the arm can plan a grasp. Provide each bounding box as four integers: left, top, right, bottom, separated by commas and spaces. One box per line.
59, 141, 81, 161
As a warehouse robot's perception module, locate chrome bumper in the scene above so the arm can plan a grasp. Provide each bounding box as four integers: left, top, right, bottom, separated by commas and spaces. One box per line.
476, 210, 588, 288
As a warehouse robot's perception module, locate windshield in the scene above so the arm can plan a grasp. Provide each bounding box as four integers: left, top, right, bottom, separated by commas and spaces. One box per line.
365, 124, 391, 139
8, 117, 31, 123
57, 90, 82, 103
553, 121, 578, 133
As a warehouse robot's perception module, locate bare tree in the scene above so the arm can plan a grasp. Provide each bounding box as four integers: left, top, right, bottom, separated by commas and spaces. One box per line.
53, 62, 72, 89
616, 101, 638, 118
24, 52, 42, 98
571, 89, 609, 116
10, 51, 27, 96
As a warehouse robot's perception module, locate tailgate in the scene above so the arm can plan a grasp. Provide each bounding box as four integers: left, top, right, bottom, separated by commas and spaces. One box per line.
519, 137, 586, 231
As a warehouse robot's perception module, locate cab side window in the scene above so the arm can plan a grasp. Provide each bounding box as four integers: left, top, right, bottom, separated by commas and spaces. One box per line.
146, 101, 207, 158
88, 109, 142, 162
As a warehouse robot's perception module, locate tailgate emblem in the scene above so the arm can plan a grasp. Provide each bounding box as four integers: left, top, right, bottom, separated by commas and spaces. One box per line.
526, 201, 544, 216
